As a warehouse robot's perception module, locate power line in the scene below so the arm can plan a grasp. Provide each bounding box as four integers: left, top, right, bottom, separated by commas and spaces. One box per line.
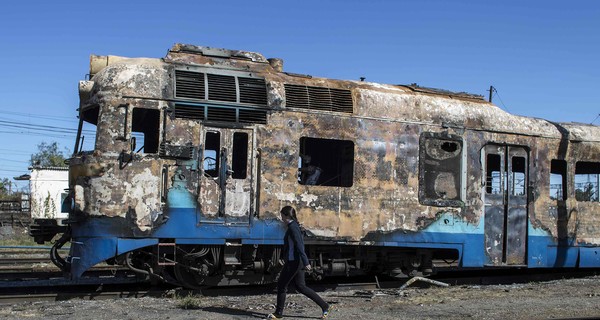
0, 109, 75, 123
0, 158, 29, 163
0, 148, 35, 155
0, 119, 91, 134
0, 130, 81, 140
591, 114, 600, 125
0, 169, 28, 173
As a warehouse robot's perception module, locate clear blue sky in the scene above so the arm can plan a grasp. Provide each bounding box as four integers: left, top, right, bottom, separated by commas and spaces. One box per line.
0, 0, 598, 191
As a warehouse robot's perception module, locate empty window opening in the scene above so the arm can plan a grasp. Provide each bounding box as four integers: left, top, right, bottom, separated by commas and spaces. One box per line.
550, 160, 567, 201
76, 105, 100, 153
231, 132, 249, 179
298, 137, 354, 187
203, 131, 221, 178
131, 108, 160, 153
511, 156, 526, 196
486, 154, 502, 194
441, 141, 458, 153
575, 161, 600, 202
419, 134, 463, 206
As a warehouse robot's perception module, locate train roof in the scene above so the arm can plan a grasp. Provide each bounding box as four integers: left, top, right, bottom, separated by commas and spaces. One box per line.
86, 43, 600, 143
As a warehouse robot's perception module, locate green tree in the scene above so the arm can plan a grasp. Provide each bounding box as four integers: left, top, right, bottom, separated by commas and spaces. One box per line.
30, 142, 68, 167
0, 178, 10, 196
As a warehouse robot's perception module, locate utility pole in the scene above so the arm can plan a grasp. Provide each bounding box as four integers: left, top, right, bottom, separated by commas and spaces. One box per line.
488, 85, 495, 103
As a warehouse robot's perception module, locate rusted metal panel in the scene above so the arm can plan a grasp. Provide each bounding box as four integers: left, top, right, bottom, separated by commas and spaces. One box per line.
71, 43, 600, 255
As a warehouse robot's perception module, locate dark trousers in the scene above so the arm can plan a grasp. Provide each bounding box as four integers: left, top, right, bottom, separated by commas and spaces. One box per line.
275, 260, 328, 316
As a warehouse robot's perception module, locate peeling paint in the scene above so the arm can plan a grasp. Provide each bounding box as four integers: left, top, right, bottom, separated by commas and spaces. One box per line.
70, 44, 600, 267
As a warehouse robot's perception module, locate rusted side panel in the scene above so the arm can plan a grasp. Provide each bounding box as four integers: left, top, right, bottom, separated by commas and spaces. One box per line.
570, 141, 600, 244
256, 109, 475, 240
73, 158, 162, 233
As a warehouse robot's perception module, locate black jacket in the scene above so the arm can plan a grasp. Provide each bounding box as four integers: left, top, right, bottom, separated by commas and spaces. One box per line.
281, 220, 310, 267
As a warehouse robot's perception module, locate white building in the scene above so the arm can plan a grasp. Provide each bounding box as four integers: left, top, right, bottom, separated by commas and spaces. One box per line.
29, 167, 69, 222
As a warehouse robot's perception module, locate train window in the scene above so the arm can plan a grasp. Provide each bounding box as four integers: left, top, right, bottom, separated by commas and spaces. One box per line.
298, 137, 354, 187
76, 105, 99, 152
419, 133, 463, 206
131, 108, 160, 153
575, 161, 600, 202
203, 131, 220, 178
511, 156, 526, 196
550, 160, 567, 201
486, 154, 502, 194
231, 132, 248, 179
60, 192, 69, 213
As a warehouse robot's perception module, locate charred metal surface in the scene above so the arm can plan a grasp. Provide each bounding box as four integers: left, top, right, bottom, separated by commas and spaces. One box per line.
70, 44, 600, 271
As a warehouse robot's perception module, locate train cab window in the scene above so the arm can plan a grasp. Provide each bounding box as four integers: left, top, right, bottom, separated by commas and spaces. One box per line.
298, 137, 354, 187
231, 132, 248, 179
131, 108, 160, 153
419, 133, 463, 206
511, 156, 526, 196
550, 160, 567, 201
575, 161, 600, 202
77, 105, 99, 152
203, 132, 220, 178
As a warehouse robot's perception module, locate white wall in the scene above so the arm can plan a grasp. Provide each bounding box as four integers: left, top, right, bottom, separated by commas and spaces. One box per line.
30, 168, 69, 221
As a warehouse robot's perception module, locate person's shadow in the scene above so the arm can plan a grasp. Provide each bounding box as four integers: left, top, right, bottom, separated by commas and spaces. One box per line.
202, 306, 321, 319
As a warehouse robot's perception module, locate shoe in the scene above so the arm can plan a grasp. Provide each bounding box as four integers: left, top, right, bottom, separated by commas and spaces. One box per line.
322, 305, 334, 319
266, 313, 283, 319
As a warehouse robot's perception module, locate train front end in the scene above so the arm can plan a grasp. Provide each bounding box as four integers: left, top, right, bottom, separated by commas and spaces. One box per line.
54, 46, 287, 287
56, 54, 171, 278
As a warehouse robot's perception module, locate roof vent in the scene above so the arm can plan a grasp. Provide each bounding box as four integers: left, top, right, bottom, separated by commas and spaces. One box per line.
175, 70, 268, 106
284, 84, 353, 113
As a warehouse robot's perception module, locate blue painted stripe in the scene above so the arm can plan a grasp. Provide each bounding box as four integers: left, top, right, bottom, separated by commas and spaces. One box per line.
67, 208, 600, 278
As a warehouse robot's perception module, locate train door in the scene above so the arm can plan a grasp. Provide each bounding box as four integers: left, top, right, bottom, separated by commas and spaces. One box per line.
483, 145, 528, 266
199, 127, 254, 224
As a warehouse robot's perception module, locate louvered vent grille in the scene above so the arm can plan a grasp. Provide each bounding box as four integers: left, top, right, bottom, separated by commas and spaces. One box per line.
239, 109, 267, 124
284, 84, 353, 113
175, 70, 205, 100
174, 104, 204, 120
239, 77, 268, 105
330, 88, 354, 113
175, 70, 268, 107
174, 104, 267, 125
207, 74, 237, 102
207, 106, 236, 122
284, 85, 310, 109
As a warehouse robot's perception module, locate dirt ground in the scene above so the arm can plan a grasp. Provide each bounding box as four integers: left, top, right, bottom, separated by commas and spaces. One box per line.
2, 275, 600, 320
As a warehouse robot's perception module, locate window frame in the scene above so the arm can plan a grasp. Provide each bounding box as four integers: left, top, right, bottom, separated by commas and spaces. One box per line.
297, 136, 355, 187
418, 132, 465, 207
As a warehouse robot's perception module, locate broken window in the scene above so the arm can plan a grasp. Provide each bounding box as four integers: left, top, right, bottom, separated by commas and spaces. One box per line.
131, 108, 160, 153
298, 137, 354, 187
419, 133, 463, 206
75, 105, 100, 153
203, 131, 220, 178
231, 132, 248, 179
575, 161, 600, 202
511, 156, 526, 196
550, 160, 567, 201
486, 154, 502, 195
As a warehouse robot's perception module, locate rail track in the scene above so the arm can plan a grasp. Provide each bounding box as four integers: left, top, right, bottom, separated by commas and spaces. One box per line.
1, 246, 599, 305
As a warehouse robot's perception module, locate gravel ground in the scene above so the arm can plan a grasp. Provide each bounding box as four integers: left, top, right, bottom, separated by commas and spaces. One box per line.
2, 276, 600, 320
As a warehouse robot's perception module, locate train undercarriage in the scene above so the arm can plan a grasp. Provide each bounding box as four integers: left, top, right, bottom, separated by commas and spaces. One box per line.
104, 242, 452, 289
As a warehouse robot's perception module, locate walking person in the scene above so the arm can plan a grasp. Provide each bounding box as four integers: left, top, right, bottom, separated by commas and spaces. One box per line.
266, 206, 333, 319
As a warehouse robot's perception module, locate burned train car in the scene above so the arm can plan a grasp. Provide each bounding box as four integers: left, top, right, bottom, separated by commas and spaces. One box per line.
49, 44, 600, 287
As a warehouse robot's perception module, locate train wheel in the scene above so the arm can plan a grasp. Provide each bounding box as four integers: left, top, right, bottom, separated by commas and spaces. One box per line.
173, 263, 205, 290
